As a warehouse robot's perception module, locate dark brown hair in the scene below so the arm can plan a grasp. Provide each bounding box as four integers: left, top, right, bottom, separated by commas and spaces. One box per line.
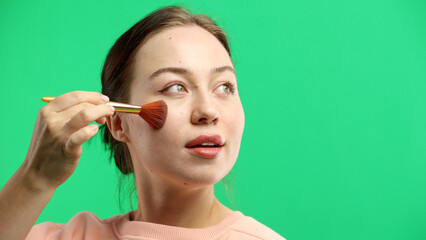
101, 6, 232, 174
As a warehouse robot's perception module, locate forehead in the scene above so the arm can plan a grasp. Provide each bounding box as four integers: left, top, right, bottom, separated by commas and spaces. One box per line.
133, 25, 233, 78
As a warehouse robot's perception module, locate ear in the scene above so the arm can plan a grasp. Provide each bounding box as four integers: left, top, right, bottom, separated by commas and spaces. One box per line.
106, 113, 129, 142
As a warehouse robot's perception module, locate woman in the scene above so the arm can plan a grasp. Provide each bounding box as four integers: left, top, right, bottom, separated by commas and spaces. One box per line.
0, 6, 285, 240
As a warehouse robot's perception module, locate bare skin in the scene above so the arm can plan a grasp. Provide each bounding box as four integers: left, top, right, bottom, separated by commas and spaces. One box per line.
107, 26, 245, 228
0, 91, 114, 240
0, 25, 245, 239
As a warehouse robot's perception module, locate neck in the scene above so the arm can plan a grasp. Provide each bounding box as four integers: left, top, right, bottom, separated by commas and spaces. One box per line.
131, 175, 232, 228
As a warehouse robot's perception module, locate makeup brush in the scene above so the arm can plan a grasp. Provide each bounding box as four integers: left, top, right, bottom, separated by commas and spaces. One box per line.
41, 97, 167, 130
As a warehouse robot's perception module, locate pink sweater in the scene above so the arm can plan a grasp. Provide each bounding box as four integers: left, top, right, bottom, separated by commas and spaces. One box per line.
26, 211, 285, 240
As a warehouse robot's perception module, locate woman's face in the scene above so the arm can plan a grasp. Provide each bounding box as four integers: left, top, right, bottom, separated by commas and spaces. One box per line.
121, 25, 245, 187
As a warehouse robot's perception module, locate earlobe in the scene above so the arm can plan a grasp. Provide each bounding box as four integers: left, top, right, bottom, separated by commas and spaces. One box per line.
106, 113, 129, 142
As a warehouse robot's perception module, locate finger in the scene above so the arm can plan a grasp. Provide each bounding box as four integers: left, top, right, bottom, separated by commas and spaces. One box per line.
48, 91, 109, 112
64, 124, 99, 158
58, 102, 95, 119
95, 117, 107, 125
62, 104, 114, 136
44, 103, 98, 134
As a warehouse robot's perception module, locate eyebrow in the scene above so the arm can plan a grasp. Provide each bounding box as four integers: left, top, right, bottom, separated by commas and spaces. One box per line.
149, 66, 235, 80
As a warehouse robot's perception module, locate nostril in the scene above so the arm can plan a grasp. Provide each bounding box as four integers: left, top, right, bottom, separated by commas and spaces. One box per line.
192, 111, 219, 125
198, 117, 208, 123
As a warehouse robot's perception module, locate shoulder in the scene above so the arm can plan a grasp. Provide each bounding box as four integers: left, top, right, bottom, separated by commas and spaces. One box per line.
227, 212, 286, 240
26, 211, 123, 240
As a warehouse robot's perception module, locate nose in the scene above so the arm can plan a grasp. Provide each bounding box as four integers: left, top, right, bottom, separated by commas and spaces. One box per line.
191, 94, 219, 125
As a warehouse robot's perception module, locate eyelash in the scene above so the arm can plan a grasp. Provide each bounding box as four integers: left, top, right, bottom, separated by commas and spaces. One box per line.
225, 81, 236, 94
158, 81, 236, 94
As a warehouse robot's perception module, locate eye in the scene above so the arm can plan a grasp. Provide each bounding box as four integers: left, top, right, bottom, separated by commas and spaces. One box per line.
216, 85, 230, 93
215, 81, 235, 94
160, 83, 187, 93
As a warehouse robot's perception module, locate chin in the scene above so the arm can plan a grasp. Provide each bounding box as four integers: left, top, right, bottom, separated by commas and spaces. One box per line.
181, 166, 232, 187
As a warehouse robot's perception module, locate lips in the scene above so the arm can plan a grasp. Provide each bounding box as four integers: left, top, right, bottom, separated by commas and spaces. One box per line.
185, 135, 224, 148
185, 135, 224, 158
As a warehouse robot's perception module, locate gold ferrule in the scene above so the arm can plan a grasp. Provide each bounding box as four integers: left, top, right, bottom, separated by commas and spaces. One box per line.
107, 101, 141, 114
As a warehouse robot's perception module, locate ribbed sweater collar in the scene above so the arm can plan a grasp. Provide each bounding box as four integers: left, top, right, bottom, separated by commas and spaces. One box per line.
112, 211, 245, 240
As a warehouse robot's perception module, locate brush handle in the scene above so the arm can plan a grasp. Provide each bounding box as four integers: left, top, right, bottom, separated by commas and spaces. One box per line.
41, 97, 141, 114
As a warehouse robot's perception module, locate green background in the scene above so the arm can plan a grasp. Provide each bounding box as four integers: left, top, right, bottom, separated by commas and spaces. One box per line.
1, 0, 425, 239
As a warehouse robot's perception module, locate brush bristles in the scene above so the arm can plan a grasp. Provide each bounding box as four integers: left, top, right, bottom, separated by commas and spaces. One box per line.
138, 100, 168, 129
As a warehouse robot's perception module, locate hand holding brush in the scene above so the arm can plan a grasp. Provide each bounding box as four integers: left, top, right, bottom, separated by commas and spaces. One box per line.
41, 96, 167, 130
7, 91, 167, 195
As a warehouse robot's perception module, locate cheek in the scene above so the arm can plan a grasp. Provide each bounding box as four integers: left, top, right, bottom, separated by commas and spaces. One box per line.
150, 106, 187, 148
234, 106, 245, 141
227, 102, 245, 134
223, 102, 245, 155
125, 115, 152, 148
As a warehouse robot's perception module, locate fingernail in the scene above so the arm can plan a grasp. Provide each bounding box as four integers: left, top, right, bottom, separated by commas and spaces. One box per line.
90, 124, 99, 131
101, 94, 110, 102
109, 106, 115, 112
